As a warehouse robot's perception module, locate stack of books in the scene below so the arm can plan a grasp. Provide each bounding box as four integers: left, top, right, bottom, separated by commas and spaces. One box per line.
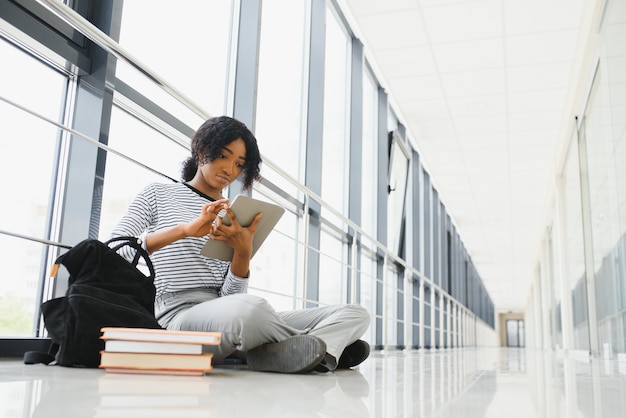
98, 327, 221, 376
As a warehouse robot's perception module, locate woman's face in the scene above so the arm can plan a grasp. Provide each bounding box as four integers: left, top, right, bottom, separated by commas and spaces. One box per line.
198, 138, 247, 195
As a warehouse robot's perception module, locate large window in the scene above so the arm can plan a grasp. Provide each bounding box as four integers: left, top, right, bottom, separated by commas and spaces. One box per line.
0, 0, 495, 352
317, 6, 351, 303
359, 68, 380, 342
0, 40, 69, 337
254, 1, 310, 310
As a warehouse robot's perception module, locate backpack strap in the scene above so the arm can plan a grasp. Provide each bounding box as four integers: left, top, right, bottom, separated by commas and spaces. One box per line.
23, 342, 59, 365
106, 236, 156, 279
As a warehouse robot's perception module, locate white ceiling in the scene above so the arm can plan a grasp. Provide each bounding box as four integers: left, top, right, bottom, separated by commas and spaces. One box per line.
337, 0, 591, 312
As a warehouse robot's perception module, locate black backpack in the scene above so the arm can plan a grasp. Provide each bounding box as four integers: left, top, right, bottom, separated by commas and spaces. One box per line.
25, 236, 162, 367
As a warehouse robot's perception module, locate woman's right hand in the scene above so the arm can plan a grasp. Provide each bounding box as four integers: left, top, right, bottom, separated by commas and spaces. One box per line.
183, 199, 230, 238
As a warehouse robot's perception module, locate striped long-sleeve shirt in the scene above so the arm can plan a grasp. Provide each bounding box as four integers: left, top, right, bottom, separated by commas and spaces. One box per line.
111, 181, 249, 298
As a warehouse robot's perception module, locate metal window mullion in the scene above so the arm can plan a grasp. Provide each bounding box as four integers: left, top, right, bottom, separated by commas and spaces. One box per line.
302, 0, 325, 307
51, 0, 122, 294
228, 0, 262, 197
347, 36, 363, 305
375, 86, 388, 348
577, 115, 600, 357
419, 279, 425, 348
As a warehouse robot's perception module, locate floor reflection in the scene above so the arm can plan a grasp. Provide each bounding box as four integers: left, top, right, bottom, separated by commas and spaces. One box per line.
2, 347, 626, 417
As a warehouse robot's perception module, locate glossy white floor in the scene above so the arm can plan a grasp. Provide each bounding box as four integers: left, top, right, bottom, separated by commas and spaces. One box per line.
2, 347, 626, 418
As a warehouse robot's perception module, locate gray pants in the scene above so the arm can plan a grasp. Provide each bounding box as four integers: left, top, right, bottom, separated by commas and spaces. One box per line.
155, 289, 370, 363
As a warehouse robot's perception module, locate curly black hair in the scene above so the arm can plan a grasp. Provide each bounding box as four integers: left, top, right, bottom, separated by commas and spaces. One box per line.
181, 116, 262, 190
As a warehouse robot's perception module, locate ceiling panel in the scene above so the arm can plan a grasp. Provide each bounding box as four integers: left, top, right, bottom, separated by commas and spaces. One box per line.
388, 75, 444, 101
375, 46, 437, 78
431, 38, 504, 73
507, 89, 568, 113
420, 0, 503, 43
440, 69, 506, 96
504, 30, 579, 66
356, 10, 428, 50
447, 94, 507, 118
337, 0, 589, 312
452, 114, 507, 134
400, 99, 449, 120
507, 112, 562, 131
506, 62, 572, 92
344, 0, 418, 16
503, 0, 585, 34
409, 118, 456, 139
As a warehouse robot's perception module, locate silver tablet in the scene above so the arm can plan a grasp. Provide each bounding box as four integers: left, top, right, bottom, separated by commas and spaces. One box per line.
200, 195, 285, 261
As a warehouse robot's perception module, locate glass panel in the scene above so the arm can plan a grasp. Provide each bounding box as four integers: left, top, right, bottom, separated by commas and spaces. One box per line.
423, 173, 432, 279
0, 237, 51, 337
98, 106, 189, 240
321, 6, 350, 219
562, 130, 588, 351
255, 0, 307, 195
385, 266, 399, 346
248, 190, 301, 311
412, 280, 421, 347
423, 285, 432, 347
549, 227, 563, 349
359, 234, 378, 343
417, 167, 425, 273
117, 1, 233, 118
361, 69, 378, 237
0, 41, 67, 337
318, 228, 347, 305
583, 70, 617, 355
434, 293, 441, 347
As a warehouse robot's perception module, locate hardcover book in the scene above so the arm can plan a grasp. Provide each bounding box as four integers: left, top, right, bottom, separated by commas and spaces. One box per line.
103, 339, 203, 355
100, 327, 221, 345
99, 351, 214, 373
